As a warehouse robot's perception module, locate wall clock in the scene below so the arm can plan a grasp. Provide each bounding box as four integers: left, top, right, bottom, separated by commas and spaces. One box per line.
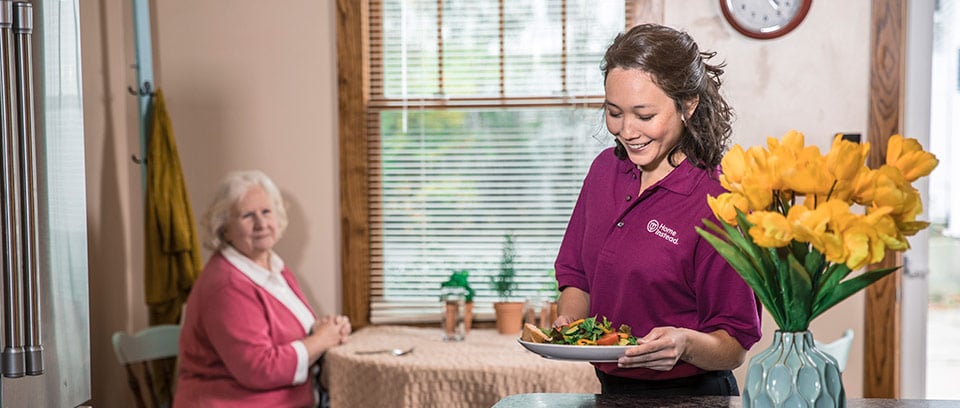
719, 0, 812, 40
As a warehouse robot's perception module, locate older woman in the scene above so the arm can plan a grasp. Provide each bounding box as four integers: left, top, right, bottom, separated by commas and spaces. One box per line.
175, 170, 350, 407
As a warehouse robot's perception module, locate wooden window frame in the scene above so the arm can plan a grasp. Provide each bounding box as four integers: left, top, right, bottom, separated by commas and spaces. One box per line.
864, 0, 906, 398
337, 0, 662, 329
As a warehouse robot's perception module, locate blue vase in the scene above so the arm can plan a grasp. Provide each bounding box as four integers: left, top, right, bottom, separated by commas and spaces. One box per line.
742, 331, 845, 407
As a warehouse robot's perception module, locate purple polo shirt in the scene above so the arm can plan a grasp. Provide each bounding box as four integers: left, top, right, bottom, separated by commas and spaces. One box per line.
555, 147, 762, 381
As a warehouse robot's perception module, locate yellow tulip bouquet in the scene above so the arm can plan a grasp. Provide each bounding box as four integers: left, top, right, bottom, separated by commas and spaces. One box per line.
696, 131, 939, 332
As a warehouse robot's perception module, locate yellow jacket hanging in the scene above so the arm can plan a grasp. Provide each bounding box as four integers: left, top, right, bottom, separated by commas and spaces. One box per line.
144, 89, 203, 325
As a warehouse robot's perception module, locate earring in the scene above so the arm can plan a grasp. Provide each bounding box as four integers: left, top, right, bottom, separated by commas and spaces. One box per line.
681, 116, 687, 127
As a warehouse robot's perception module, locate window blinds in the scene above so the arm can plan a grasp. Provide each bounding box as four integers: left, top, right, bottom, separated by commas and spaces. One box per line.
368, 0, 626, 323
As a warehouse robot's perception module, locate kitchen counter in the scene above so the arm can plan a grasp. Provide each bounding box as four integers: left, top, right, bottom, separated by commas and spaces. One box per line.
492, 393, 960, 407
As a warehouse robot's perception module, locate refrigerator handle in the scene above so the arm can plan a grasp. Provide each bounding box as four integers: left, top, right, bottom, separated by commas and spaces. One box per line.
0, 0, 25, 379
13, 0, 41, 376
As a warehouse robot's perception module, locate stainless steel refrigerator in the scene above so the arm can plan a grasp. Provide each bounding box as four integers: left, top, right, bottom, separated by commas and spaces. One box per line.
1, 0, 91, 406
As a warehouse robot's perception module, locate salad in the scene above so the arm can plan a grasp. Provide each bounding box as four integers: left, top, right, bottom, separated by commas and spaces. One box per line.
538, 316, 638, 346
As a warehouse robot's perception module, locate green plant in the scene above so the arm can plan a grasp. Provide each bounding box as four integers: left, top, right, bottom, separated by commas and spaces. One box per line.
490, 233, 518, 300
441, 269, 474, 302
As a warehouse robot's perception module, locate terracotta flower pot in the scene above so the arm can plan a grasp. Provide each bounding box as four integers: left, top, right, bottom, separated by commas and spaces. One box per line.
464, 302, 474, 333
493, 301, 525, 335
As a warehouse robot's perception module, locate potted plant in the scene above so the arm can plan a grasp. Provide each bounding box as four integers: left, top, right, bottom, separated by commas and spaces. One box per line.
490, 233, 524, 334
441, 269, 474, 333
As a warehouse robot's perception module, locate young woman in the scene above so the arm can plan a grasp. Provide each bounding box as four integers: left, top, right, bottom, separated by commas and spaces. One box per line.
554, 24, 762, 396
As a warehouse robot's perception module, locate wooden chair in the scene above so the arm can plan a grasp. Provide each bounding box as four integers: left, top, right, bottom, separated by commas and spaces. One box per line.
112, 325, 181, 408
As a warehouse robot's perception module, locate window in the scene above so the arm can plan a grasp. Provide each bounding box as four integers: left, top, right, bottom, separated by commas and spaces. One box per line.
342, 0, 634, 325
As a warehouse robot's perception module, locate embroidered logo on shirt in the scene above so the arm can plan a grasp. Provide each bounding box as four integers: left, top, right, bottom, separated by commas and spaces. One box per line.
646, 219, 679, 245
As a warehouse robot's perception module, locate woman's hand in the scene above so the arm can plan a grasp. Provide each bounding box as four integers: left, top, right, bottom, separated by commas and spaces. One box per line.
311, 315, 351, 345
333, 315, 352, 341
553, 287, 589, 328
618, 326, 688, 371
553, 315, 576, 328
305, 315, 353, 362
618, 327, 746, 372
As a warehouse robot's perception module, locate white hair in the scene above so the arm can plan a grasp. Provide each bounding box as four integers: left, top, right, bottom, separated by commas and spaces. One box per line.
200, 170, 288, 250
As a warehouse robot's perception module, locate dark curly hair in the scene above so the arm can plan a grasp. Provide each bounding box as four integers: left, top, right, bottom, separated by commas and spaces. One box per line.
601, 24, 733, 169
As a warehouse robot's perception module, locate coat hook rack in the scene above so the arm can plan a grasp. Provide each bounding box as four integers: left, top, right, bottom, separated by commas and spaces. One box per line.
129, 78, 153, 166
127, 81, 154, 97
131, 0, 153, 186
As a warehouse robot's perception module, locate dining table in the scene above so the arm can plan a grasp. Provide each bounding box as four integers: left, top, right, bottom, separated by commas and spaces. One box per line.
321, 325, 601, 407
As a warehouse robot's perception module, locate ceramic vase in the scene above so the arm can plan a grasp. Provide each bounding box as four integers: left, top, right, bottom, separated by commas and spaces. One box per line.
742, 331, 845, 408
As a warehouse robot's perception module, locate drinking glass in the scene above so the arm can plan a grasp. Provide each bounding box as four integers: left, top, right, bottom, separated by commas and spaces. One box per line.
523, 295, 543, 328
441, 287, 466, 341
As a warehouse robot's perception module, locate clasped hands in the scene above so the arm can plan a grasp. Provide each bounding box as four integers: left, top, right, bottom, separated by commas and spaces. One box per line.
311, 315, 352, 345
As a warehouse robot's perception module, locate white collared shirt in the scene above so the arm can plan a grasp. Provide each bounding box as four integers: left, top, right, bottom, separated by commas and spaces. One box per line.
221, 245, 316, 385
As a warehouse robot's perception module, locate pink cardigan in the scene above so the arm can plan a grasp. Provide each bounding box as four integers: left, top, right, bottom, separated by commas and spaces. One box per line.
174, 252, 316, 407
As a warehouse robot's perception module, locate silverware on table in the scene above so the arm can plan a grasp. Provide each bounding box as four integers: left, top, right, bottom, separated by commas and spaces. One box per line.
354, 347, 415, 356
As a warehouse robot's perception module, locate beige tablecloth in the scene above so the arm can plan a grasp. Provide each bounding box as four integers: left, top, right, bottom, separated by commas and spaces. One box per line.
323, 325, 601, 408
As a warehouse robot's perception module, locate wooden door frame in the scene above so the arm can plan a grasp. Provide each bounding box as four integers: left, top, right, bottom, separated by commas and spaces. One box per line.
864, 0, 906, 398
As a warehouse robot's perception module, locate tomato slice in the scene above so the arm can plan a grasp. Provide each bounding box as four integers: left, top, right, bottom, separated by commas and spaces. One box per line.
596, 332, 620, 346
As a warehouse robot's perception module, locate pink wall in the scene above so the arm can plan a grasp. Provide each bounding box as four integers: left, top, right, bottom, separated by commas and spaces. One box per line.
79, 1, 340, 406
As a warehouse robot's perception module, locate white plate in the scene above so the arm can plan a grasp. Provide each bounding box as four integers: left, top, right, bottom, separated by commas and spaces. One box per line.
517, 339, 632, 362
